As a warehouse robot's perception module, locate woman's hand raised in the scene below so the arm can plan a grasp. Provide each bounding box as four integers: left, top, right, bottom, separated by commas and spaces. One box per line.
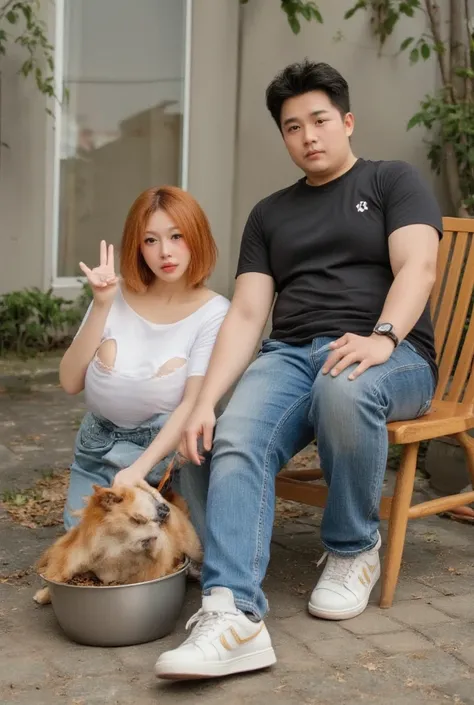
79, 240, 119, 305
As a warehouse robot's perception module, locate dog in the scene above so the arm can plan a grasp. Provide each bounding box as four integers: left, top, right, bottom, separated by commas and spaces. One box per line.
33, 480, 202, 605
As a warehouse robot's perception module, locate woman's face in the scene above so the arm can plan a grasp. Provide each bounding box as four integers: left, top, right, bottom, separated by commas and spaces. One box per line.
141, 209, 191, 284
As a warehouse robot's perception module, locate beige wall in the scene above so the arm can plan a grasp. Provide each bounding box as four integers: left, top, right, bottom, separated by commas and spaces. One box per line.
186, 0, 240, 298
231, 0, 445, 279
0, 2, 51, 296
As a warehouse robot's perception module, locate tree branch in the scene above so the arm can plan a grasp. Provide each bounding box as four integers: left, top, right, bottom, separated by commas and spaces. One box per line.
424, 0, 451, 95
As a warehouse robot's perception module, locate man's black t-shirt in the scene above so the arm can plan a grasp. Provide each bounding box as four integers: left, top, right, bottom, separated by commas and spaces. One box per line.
236, 158, 443, 381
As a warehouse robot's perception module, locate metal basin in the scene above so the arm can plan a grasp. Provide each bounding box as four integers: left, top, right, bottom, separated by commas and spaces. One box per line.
42, 559, 189, 647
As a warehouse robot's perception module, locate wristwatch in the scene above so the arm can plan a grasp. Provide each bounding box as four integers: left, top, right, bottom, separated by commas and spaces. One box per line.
373, 322, 399, 348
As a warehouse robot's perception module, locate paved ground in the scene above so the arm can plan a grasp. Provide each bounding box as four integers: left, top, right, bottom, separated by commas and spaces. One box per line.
1, 358, 474, 704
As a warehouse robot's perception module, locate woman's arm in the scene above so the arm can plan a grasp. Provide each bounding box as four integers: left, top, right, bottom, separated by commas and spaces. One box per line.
113, 376, 204, 484
60, 300, 113, 394
60, 241, 118, 395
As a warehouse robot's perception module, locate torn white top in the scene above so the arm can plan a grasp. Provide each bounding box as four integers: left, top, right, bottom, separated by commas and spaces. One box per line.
79, 287, 230, 428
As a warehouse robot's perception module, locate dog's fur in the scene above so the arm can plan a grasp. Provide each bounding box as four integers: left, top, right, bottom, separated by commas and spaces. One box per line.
33, 481, 202, 605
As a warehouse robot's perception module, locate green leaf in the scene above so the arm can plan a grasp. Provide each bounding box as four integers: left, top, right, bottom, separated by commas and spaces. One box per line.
344, 1, 366, 20
301, 5, 311, 21
6, 10, 18, 23
311, 6, 323, 22
288, 15, 300, 34
400, 37, 414, 51
455, 67, 474, 78
400, 2, 415, 17
420, 42, 430, 59
409, 47, 419, 64
407, 113, 422, 130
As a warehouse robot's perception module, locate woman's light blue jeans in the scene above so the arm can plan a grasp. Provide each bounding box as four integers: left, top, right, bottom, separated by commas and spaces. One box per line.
64, 412, 210, 545
202, 337, 436, 619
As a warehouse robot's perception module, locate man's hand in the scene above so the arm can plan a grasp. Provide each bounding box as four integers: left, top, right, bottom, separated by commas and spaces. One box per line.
322, 333, 396, 381
113, 465, 147, 487
180, 403, 216, 465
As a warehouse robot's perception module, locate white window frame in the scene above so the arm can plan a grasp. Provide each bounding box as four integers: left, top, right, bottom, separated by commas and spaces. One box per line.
50, 0, 193, 292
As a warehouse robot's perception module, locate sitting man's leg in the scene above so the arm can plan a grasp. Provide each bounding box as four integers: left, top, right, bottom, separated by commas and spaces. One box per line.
155, 340, 315, 679
308, 339, 435, 620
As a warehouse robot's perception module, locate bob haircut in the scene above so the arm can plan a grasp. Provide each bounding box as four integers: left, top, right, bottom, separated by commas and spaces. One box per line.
120, 185, 217, 292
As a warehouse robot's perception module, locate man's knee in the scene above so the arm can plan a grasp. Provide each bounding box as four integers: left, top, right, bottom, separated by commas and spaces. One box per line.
310, 369, 381, 452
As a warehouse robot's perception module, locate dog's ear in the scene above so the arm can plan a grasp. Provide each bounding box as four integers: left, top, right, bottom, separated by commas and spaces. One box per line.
93, 485, 124, 511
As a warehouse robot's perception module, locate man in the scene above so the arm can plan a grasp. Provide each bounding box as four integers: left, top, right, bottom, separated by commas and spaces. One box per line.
155, 60, 441, 680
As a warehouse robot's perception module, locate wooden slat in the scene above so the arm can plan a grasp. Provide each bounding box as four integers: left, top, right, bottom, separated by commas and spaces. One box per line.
408, 490, 474, 519
448, 313, 474, 402
275, 477, 393, 520
434, 232, 469, 355
430, 232, 452, 318
278, 468, 323, 481
442, 216, 474, 232
436, 236, 474, 397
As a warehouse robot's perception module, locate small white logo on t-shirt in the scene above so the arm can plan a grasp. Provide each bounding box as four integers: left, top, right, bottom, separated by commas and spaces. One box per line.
356, 200, 368, 213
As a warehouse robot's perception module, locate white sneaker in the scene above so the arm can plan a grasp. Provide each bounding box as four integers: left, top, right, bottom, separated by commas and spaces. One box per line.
308, 533, 381, 620
154, 587, 276, 680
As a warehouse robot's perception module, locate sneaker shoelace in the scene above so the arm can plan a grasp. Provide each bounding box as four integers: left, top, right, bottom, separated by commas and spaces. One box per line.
317, 552, 356, 585
184, 609, 231, 644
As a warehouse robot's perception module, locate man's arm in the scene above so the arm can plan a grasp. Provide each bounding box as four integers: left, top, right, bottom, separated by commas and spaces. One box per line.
323, 223, 439, 379
182, 272, 275, 463
379, 223, 438, 339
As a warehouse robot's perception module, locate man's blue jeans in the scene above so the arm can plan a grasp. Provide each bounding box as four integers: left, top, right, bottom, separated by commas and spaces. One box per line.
202, 337, 435, 619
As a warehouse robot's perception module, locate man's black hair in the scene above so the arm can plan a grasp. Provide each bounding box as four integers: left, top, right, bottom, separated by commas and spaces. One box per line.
265, 59, 350, 129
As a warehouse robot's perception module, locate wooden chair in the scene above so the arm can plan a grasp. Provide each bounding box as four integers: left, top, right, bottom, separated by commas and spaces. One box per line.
275, 216, 474, 609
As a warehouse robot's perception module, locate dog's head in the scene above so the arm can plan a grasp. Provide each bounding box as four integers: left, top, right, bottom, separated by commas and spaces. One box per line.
82, 483, 171, 555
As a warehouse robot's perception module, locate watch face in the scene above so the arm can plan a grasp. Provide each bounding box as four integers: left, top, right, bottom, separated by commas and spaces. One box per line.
377, 323, 392, 333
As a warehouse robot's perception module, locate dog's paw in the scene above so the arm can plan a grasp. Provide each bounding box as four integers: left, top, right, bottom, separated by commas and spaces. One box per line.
33, 586, 51, 605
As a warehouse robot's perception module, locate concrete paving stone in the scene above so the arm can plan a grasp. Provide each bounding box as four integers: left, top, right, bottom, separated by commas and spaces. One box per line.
263, 588, 307, 619
388, 651, 472, 688
455, 645, 474, 670
275, 661, 408, 704
0, 654, 57, 687
429, 594, 474, 620
273, 609, 347, 641
378, 577, 441, 602
439, 679, 474, 705
339, 609, 404, 635
387, 601, 454, 626
365, 630, 436, 654
417, 620, 474, 655
300, 632, 379, 666
429, 575, 474, 597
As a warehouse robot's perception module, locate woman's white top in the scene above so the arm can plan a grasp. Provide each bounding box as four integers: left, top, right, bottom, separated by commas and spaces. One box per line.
80, 287, 230, 428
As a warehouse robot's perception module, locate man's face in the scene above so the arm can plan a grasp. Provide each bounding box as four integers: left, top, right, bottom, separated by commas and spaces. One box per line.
280, 90, 354, 180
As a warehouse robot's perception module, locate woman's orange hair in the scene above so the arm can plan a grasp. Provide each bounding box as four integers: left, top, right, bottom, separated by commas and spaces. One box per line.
120, 185, 217, 292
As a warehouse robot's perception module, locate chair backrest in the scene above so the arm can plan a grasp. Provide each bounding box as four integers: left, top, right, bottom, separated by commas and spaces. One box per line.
431, 217, 474, 403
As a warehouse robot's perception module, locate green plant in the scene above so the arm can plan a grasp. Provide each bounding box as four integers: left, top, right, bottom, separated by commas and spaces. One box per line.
0, 1, 55, 102
0, 285, 90, 356
240, 0, 323, 34
0, 1, 58, 153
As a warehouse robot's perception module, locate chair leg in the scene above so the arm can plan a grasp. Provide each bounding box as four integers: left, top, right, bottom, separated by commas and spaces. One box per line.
380, 442, 419, 609
455, 432, 474, 487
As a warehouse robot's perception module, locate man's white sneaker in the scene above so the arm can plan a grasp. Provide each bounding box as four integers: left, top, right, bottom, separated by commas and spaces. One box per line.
308, 533, 381, 620
154, 587, 276, 680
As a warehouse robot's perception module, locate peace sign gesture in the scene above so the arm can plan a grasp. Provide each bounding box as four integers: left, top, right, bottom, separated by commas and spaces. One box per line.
79, 240, 119, 304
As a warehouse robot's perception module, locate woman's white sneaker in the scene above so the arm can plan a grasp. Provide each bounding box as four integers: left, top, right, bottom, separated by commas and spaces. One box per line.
308, 533, 381, 620
154, 587, 276, 680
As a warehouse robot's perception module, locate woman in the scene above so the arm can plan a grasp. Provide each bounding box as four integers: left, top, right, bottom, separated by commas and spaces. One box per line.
60, 185, 229, 545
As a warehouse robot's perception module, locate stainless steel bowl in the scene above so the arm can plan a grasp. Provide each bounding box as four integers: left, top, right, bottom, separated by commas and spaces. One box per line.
41, 559, 189, 647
